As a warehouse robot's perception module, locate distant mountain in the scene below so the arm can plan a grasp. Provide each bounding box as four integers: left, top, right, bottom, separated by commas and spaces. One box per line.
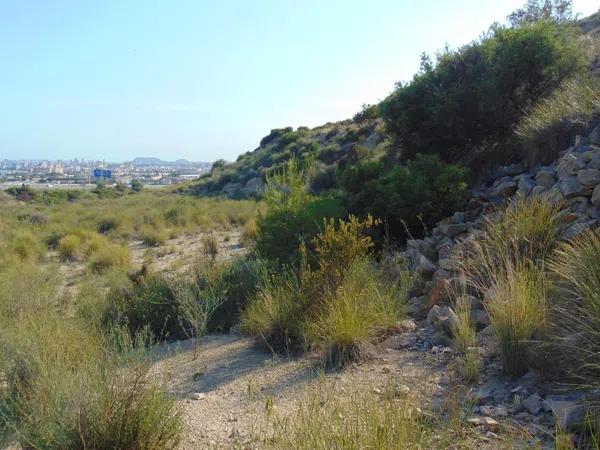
131, 157, 210, 167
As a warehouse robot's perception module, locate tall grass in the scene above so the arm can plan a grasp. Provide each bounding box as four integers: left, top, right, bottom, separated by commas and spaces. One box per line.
307, 260, 407, 367
239, 269, 305, 353
551, 230, 600, 385
0, 262, 182, 449
457, 197, 560, 375
516, 74, 600, 163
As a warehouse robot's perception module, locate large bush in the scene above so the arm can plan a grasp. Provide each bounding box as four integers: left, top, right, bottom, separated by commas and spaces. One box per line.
381, 19, 586, 168
339, 154, 469, 238
255, 158, 342, 265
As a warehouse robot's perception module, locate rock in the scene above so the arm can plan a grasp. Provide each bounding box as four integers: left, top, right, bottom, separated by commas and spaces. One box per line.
494, 406, 509, 417
592, 185, 600, 208
469, 295, 483, 310
471, 309, 490, 328
424, 277, 452, 308
544, 185, 564, 204
473, 380, 505, 404
559, 176, 588, 199
517, 177, 536, 196
500, 164, 525, 176
557, 154, 578, 178
439, 223, 467, 237
545, 398, 585, 431
493, 179, 518, 197
430, 397, 445, 413
429, 331, 453, 347
563, 222, 590, 240
467, 417, 484, 427
417, 255, 437, 278
566, 196, 591, 214
482, 417, 499, 432
189, 392, 206, 400
438, 258, 455, 271
480, 405, 494, 416
452, 212, 465, 224
589, 123, 600, 145
575, 134, 588, 149
396, 319, 417, 333
577, 169, 600, 186
531, 185, 547, 196
426, 305, 460, 336
535, 170, 556, 188
523, 394, 543, 415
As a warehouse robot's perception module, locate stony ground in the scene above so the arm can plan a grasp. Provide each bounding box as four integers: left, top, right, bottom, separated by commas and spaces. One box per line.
149, 324, 543, 449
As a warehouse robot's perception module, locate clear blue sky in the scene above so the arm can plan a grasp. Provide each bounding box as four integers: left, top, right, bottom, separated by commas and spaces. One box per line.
1, 0, 597, 162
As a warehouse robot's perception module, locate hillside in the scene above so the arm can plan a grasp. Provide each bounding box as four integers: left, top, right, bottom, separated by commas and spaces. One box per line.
188, 114, 386, 198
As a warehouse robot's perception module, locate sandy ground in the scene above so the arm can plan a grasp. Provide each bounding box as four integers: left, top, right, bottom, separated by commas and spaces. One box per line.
150, 334, 452, 449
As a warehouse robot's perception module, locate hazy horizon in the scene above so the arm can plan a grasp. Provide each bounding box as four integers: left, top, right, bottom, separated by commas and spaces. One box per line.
1, 0, 598, 163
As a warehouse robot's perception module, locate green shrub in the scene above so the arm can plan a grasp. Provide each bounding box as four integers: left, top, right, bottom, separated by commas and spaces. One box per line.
255, 158, 342, 265
57, 234, 83, 261
9, 231, 46, 262
381, 20, 586, 168
339, 154, 469, 238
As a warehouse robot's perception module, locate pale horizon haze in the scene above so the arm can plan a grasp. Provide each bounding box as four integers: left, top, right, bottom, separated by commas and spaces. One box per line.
1, 0, 598, 162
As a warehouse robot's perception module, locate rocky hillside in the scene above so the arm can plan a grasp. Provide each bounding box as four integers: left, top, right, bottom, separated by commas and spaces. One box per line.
188, 114, 386, 198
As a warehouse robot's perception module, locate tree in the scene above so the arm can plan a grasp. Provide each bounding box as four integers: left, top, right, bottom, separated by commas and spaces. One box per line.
508, 0, 573, 27
131, 179, 143, 192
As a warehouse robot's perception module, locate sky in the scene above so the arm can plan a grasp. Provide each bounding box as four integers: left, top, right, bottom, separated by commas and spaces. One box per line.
0, 1, 598, 162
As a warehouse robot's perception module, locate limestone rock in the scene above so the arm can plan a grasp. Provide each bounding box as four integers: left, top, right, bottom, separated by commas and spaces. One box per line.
577, 169, 600, 186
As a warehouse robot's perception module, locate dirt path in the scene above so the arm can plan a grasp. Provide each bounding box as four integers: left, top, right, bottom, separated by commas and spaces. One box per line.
151, 333, 454, 449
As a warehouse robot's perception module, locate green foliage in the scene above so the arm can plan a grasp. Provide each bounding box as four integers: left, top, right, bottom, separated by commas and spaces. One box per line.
0, 263, 182, 450
141, 226, 168, 247
381, 19, 587, 168
255, 158, 342, 265
88, 244, 130, 274
131, 178, 144, 192
339, 154, 469, 238
57, 233, 83, 261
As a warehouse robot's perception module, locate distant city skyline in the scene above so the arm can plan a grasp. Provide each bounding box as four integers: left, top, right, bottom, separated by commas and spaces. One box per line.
1, 0, 598, 162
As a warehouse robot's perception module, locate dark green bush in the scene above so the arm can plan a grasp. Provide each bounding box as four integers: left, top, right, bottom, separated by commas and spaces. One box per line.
381, 20, 586, 168
339, 154, 469, 238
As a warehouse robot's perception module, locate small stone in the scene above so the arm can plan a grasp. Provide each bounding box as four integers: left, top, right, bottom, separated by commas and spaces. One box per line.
545, 398, 586, 431
189, 392, 206, 400
467, 417, 484, 427
557, 154, 578, 178
417, 255, 437, 278
494, 406, 509, 417
438, 258, 455, 271
396, 319, 417, 333
480, 405, 494, 416
471, 309, 490, 328
452, 212, 465, 223
483, 417, 499, 432
372, 388, 382, 395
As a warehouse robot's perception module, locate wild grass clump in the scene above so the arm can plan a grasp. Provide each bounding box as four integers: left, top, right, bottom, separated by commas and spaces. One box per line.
267, 380, 432, 449
488, 263, 550, 375
88, 244, 130, 274
306, 260, 405, 367
457, 197, 560, 375
551, 230, 600, 386
8, 230, 46, 262
0, 264, 182, 450
202, 232, 219, 260
516, 74, 600, 163
140, 226, 168, 247
57, 233, 83, 261
239, 269, 305, 353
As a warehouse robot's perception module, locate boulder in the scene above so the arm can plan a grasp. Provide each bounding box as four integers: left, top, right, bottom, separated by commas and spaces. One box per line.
577, 169, 600, 186
471, 309, 490, 328
439, 223, 467, 237
589, 123, 600, 145
451, 212, 465, 224
493, 179, 518, 197
545, 397, 586, 431
500, 164, 525, 176
438, 258, 455, 271
517, 176, 536, 196
535, 170, 556, 188
559, 176, 588, 199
